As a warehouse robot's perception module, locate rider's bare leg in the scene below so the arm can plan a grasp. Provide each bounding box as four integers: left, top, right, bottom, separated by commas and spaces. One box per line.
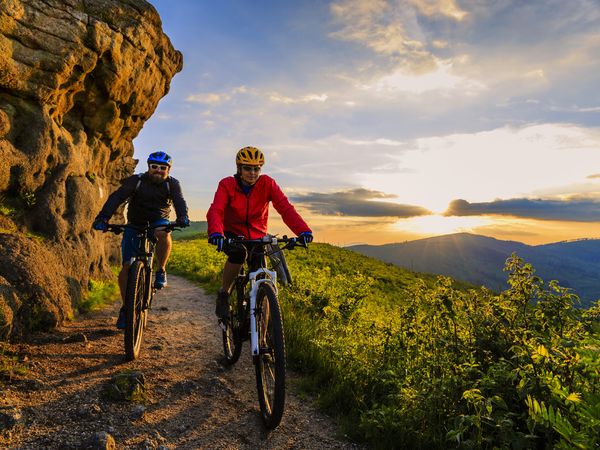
222, 261, 242, 293
154, 229, 171, 271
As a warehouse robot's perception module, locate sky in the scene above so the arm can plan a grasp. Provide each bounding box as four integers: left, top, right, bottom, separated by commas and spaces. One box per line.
135, 0, 600, 246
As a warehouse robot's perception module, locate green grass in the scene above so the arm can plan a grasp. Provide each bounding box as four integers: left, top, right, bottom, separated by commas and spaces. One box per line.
0, 225, 47, 242
0, 203, 15, 217
168, 233, 225, 292
0, 344, 28, 381
78, 269, 120, 314
172, 221, 208, 241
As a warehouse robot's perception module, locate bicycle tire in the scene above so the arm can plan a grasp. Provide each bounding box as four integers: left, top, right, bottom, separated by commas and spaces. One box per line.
222, 278, 245, 365
124, 260, 147, 360
254, 283, 286, 429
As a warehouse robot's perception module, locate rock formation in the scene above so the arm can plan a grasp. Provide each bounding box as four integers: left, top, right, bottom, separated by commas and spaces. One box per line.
0, 0, 183, 338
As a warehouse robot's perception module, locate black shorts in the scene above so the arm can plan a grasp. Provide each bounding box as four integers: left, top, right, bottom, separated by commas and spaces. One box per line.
223, 232, 264, 269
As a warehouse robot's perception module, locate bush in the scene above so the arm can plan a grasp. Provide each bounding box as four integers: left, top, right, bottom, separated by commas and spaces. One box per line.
79, 278, 119, 314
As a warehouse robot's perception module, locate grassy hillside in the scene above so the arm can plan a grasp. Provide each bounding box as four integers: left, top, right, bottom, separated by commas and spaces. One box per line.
169, 235, 600, 449
350, 233, 600, 306
173, 221, 207, 240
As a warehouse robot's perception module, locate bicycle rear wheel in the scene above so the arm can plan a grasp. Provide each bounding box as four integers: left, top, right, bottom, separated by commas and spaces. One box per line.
124, 260, 147, 361
222, 279, 245, 365
254, 284, 286, 429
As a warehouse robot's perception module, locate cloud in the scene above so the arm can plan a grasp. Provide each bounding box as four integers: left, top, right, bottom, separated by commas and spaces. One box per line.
342, 137, 404, 146
587, 173, 600, 179
328, 0, 599, 102
330, 0, 467, 62
185, 86, 252, 105
185, 92, 231, 104
329, 0, 437, 71
291, 188, 431, 217
445, 197, 600, 222
363, 60, 486, 94
268, 92, 329, 104
359, 123, 600, 212
409, 0, 467, 20
550, 105, 600, 113
329, 0, 482, 95
185, 85, 329, 108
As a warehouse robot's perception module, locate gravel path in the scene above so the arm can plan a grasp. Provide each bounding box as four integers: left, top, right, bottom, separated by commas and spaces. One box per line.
0, 275, 360, 449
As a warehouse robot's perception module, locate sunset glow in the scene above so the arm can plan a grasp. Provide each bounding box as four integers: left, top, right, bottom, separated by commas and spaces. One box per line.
397, 215, 494, 237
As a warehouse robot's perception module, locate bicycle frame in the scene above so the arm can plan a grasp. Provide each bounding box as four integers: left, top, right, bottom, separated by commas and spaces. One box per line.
107, 223, 174, 308
248, 267, 278, 357
134, 233, 155, 309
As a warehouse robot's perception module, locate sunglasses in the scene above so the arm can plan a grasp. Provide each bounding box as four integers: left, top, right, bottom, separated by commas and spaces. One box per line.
241, 165, 262, 173
150, 164, 169, 171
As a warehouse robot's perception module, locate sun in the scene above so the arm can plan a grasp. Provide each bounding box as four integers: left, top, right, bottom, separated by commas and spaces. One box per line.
395, 215, 494, 236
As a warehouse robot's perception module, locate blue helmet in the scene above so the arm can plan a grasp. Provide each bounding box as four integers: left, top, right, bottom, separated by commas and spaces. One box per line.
147, 151, 172, 167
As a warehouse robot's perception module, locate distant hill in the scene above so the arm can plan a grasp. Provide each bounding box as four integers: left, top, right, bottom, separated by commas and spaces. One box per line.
349, 233, 600, 306
173, 221, 207, 240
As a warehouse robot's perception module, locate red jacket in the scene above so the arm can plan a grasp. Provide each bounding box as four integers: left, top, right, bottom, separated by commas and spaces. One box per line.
206, 174, 311, 239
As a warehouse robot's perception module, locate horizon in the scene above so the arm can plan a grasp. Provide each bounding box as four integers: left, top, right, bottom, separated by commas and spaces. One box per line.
138, 1, 600, 246
187, 220, 600, 248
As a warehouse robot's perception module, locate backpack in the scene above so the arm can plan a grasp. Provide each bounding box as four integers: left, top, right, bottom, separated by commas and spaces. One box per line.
128, 174, 172, 203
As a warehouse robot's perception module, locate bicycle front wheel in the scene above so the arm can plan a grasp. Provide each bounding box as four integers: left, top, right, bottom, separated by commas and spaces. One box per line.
222, 280, 245, 365
124, 260, 147, 361
254, 284, 286, 429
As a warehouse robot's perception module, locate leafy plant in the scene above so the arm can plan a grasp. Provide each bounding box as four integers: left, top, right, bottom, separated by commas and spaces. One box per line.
19, 189, 36, 208
0, 194, 16, 217
78, 278, 119, 313
0, 344, 29, 381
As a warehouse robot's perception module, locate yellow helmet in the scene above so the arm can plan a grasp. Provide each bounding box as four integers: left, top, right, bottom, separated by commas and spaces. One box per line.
236, 146, 264, 166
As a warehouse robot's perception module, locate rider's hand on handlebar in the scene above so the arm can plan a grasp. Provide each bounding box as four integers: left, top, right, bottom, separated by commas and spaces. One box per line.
176, 216, 190, 228
299, 231, 313, 246
208, 233, 225, 252
92, 215, 109, 232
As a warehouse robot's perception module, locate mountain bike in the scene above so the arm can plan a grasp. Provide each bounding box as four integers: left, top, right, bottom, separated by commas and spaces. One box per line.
106, 222, 179, 360
220, 235, 306, 429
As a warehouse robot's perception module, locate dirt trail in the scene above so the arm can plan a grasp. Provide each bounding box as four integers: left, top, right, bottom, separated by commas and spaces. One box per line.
1, 275, 360, 449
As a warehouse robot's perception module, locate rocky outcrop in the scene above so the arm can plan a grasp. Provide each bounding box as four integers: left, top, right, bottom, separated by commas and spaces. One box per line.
0, 0, 182, 338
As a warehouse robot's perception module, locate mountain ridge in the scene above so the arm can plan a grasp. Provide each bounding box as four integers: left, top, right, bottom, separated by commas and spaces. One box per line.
349, 232, 600, 306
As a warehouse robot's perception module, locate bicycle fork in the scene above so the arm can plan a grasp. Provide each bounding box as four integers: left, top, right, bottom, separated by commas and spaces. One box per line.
248, 268, 278, 358
143, 253, 155, 310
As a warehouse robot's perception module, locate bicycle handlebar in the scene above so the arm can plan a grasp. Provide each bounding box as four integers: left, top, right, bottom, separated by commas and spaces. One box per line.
104, 222, 181, 235
226, 235, 307, 250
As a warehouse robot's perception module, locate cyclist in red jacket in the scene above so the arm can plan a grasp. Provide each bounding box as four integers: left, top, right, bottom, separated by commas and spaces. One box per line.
206, 146, 313, 320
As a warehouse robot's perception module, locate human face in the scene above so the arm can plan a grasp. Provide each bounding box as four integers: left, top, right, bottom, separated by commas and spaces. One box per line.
148, 163, 169, 183
239, 164, 262, 185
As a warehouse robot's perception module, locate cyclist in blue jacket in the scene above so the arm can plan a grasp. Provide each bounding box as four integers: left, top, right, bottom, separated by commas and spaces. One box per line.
93, 151, 189, 328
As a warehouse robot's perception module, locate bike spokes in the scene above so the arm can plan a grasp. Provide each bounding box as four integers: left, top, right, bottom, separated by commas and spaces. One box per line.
222, 281, 244, 365
254, 285, 285, 429
124, 261, 146, 361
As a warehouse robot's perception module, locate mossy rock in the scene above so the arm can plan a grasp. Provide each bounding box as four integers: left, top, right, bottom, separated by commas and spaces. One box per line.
101, 370, 149, 404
